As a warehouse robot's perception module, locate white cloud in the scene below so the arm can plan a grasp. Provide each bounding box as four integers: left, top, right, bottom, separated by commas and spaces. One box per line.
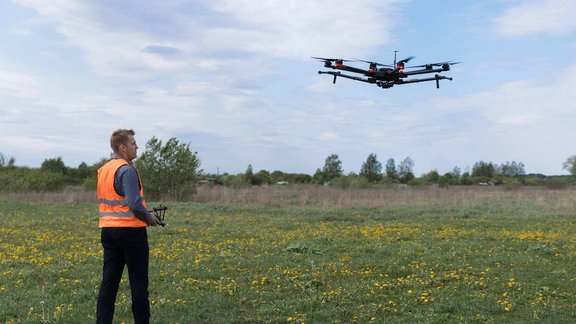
0, 135, 60, 150
14, 0, 406, 78
425, 63, 576, 173
14, 0, 190, 77
0, 70, 40, 99
200, 0, 406, 58
319, 131, 339, 141
437, 64, 576, 126
493, 0, 576, 37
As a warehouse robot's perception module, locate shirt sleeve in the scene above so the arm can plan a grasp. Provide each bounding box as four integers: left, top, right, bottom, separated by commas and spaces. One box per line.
115, 165, 152, 223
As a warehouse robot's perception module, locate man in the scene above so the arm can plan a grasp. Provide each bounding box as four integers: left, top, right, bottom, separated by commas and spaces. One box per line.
96, 129, 160, 324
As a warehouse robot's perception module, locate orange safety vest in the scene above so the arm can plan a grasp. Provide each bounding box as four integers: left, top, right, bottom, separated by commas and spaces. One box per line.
97, 159, 148, 228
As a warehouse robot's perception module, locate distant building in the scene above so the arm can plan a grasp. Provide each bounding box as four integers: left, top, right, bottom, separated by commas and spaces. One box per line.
199, 178, 224, 186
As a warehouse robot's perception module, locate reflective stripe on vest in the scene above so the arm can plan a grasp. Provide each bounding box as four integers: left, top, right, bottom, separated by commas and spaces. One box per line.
97, 159, 147, 228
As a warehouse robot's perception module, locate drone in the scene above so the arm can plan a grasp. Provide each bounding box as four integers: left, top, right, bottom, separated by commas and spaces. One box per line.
312, 51, 459, 89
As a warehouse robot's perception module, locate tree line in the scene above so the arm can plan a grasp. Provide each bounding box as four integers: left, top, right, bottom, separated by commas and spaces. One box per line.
1, 137, 575, 200
0, 137, 201, 200
231, 154, 534, 188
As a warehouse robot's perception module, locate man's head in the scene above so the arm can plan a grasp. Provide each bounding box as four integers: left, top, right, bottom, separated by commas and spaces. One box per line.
110, 129, 138, 161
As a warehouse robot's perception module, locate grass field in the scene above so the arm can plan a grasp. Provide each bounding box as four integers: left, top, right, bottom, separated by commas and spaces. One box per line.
1, 186, 575, 323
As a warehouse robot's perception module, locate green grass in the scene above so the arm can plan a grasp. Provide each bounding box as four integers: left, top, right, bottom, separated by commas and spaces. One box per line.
1, 188, 575, 323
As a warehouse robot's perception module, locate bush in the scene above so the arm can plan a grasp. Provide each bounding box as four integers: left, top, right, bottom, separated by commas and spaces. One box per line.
543, 178, 568, 190
82, 176, 97, 191
0, 168, 66, 192
330, 176, 371, 189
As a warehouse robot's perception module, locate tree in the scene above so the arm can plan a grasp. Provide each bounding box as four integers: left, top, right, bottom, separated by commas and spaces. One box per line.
271, 170, 286, 184
76, 162, 92, 180
135, 137, 201, 200
242, 165, 269, 186
439, 172, 454, 187
460, 171, 473, 185
313, 168, 324, 184
41, 157, 67, 174
385, 158, 398, 182
360, 153, 382, 183
451, 166, 461, 178
500, 161, 525, 177
254, 169, 271, 185
321, 154, 343, 182
398, 157, 415, 184
562, 155, 576, 176
0, 153, 14, 169
81, 159, 108, 190
472, 161, 495, 178
244, 164, 255, 185
421, 170, 440, 184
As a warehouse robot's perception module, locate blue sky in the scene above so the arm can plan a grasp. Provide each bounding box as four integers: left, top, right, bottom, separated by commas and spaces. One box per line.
1, 0, 575, 176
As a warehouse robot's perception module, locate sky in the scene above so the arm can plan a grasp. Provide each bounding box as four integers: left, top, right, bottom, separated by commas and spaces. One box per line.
1, 0, 576, 176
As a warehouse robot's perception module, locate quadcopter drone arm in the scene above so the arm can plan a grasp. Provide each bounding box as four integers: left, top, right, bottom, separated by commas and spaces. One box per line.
318, 71, 375, 84
397, 74, 453, 89
403, 66, 448, 76
333, 65, 369, 75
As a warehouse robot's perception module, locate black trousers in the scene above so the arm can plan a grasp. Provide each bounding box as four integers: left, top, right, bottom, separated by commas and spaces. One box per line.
97, 227, 150, 324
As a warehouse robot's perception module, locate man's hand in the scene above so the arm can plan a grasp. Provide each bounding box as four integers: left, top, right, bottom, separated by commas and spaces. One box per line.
147, 212, 162, 226
147, 205, 167, 227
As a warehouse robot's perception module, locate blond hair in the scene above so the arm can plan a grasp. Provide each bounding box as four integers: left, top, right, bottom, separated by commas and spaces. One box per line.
110, 129, 135, 153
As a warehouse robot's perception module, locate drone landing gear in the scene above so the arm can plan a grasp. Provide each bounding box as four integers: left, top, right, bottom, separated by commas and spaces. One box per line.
435, 75, 453, 88
318, 71, 453, 89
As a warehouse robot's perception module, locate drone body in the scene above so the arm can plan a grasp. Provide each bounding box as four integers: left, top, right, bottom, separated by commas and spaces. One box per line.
313, 52, 459, 89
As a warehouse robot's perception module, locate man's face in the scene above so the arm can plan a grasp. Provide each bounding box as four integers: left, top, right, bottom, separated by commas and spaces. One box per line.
120, 135, 138, 161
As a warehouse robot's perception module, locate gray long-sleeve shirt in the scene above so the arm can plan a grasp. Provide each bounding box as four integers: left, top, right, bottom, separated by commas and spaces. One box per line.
111, 156, 152, 223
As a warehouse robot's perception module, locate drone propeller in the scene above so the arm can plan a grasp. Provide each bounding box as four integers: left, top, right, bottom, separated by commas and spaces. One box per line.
351, 58, 392, 67
397, 56, 415, 64
408, 61, 461, 68
311, 56, 353, 63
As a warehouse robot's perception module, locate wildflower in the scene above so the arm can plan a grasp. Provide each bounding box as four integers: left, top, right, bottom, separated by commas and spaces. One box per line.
497, 299, 513, 311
